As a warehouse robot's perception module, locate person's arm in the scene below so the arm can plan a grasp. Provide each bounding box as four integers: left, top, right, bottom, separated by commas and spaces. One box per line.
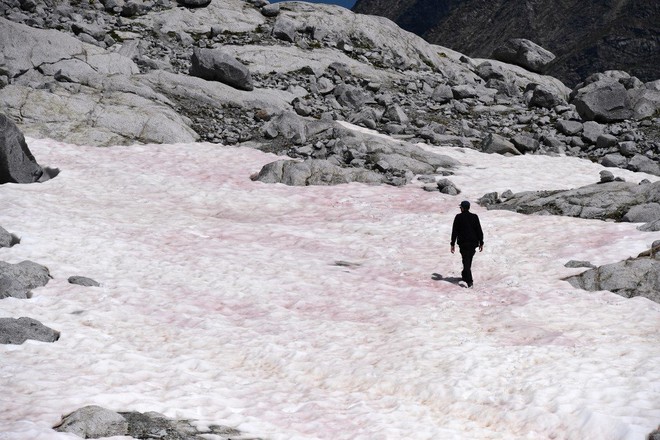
476, 215, 484, 252
450, 215, 458, 253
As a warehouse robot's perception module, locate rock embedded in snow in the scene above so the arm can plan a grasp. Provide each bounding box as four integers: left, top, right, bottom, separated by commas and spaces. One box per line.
0, 114, 43, 184
0, 317, 60, 344
483, 180, 660, 228
481, 133, 521, 156
565, 251, 660, 304
68, 276, 101, 287
253, 158, 384, 186
54, 406, 256, 440
0, 260, 51, 299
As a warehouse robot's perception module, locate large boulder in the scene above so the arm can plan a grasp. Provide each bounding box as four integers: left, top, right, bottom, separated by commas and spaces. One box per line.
571, 76, 633, 122
482, 181, 660, 226
565, 251, 660, 304
0, 260, 51, 299
189, 48, 254, 91
491, 38, 556, 73
0, 317, 60, 344
252, 159, 384, 186
481, 133, 522, 155
54, 406, 129, 438
0, 114, 43, 184
54, 406, 254, 439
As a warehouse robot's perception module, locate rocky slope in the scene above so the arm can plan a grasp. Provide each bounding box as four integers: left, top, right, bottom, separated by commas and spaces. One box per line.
352, 0, 660, 87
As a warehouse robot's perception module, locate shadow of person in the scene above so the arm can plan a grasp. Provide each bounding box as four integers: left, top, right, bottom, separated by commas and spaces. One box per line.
431, 273, 465, 287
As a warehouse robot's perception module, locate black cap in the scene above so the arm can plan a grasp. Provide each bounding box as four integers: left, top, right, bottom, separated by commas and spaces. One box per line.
460, 200, 470, 209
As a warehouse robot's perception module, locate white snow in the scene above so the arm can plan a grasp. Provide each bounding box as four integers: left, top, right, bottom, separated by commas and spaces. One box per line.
1, 129, 659, 440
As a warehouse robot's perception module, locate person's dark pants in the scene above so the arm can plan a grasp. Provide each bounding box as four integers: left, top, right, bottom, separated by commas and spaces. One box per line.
459, 245, 477, 284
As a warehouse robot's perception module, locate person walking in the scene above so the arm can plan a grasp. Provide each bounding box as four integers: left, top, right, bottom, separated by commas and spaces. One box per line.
450, 200, 484, 288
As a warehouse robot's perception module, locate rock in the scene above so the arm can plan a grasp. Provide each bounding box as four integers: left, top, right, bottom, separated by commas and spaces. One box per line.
599, 170, 615, 183
260, 3, 280, 17
178, 0, 212, 7
581, 121, 604, 144
252, 159, 384, 186
491, 38, 556, 73
511, 134, 540, 153
600, 153, 627, 169
629, 81, 660, 120
451, 84, 478, 99
556, 120, 583, 136
189, 47, 254, 91
436, 178, 460, 195
572, 78, 633, 122
527, 83, 566, 109
484, 180, 660, 222
334, 83, 372, 110
0, 226, 16, 248
596, 133, 618, 149
0, 260, 51, 299
0, 114, 43, 184
0, 317, 60, 344
68, 276, 101, 287
622, 203, 660, 223
54, 406, 129, 438
431, 84, 453, 103
272, 16, 297, 43
628, 154, 660, 176
481, 133, 521, 155
259, 111, 308, 145
564, 260, 596, 269
382, 104, 409, 125
639, 220, 660, 232
565, 257, 660, 304
54, 406, 254, 440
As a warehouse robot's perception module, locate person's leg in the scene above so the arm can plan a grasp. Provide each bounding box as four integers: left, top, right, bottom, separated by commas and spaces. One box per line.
460, 246, 476, 286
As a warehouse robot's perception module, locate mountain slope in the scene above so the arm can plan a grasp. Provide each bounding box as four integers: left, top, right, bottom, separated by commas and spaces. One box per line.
352, 0, 660, 86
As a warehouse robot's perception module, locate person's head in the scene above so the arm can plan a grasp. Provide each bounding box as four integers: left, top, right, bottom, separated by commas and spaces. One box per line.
459, 200, 470, 211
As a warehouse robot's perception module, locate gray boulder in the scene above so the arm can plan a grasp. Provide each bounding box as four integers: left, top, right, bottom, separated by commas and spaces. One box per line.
0, 317, 60, 344
491, 39, 556, 73
565, 255, 660, 304
581, 121, 605, 144
252, 159, 384, 186
572, 78, 633, 122
622, 203, 660, 223
436, 178, 460, 195
272, 16, 297, 43
481, 133, 521, 155
511, 134, 540, 153
178, 0, 212, 7
68, 276, 101, 287
628, 154, 660, 176
0, 114, 43, 184
483, 180, 660, 222
527, 83, 566, 109
0, 226, 15, 248
54, 406, 129, 438
54, 406, 254, 439
189, 48, 254, 91
556, 120, 583, 136
0, 260, 51, 299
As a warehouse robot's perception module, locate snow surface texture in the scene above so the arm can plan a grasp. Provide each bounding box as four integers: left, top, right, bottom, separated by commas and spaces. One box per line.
1, 125, 659, 440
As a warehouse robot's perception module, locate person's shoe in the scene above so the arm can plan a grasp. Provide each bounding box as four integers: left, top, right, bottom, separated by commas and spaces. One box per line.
467, 282, 473, 288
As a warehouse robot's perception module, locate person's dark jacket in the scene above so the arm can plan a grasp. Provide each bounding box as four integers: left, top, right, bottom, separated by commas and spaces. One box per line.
451, 211, 484, 248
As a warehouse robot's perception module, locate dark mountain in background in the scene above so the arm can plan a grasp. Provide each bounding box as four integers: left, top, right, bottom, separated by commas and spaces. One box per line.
352, 0, 660, 87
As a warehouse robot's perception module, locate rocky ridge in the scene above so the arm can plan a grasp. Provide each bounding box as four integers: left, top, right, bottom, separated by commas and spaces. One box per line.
1, 0, 659, 188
